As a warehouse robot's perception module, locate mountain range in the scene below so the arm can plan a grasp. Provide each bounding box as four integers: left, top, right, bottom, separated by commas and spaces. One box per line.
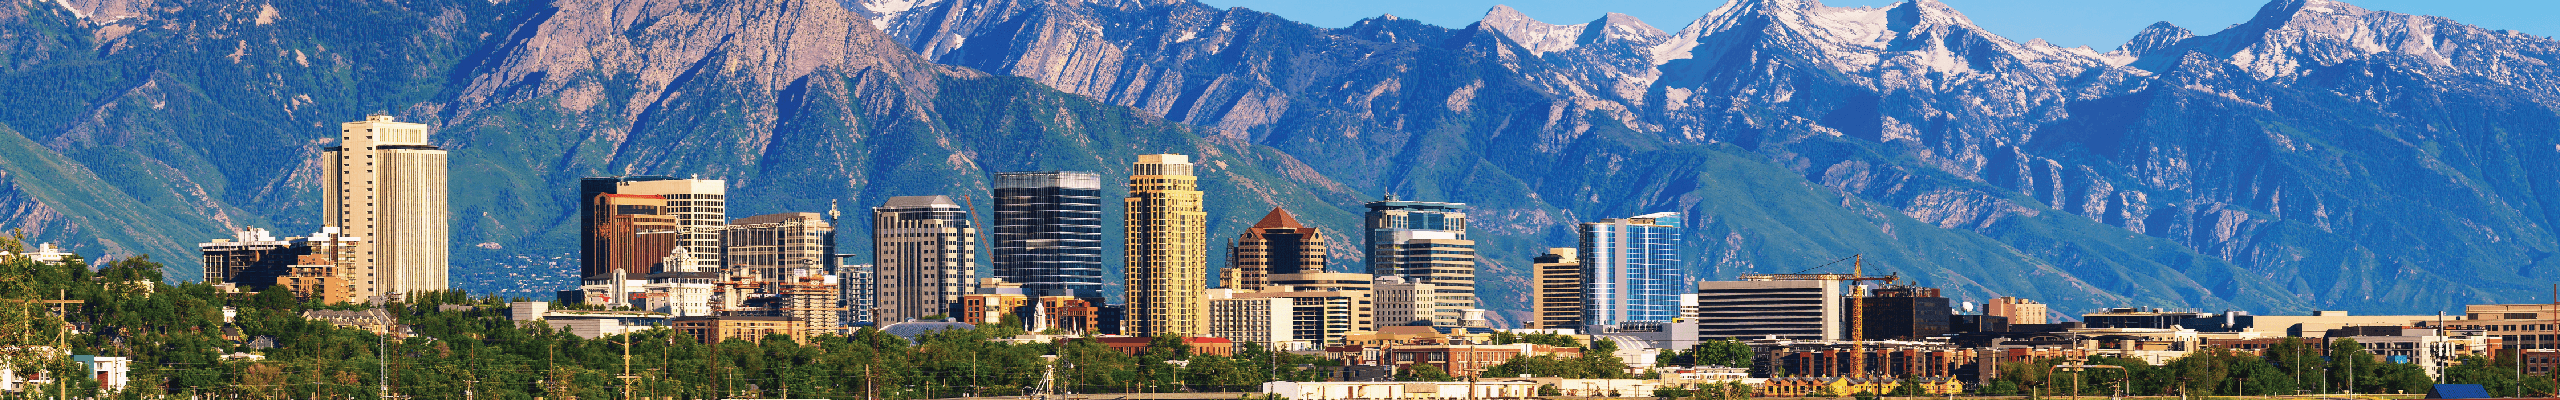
0, 0, 2552, 323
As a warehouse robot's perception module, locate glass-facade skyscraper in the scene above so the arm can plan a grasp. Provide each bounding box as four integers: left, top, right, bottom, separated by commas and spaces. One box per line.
1577, 212, 1683, 330
992, 171, 1106, 300
1363, 196, 1476, 326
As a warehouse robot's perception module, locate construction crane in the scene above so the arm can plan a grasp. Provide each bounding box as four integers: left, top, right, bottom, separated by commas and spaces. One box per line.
1740, 255, 1897, 378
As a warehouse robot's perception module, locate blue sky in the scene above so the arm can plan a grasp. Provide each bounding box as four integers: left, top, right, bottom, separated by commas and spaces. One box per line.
1193, 0, 2560, 51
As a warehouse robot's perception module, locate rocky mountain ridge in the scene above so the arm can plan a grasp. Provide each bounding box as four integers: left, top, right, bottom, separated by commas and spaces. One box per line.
855, 0, 2560, 316
0, 0, 2548, 320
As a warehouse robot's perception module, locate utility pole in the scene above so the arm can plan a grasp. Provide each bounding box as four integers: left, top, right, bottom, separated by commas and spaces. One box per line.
380, 321, 389, 400
619, 336, 637, 400
54, 289, 68, 400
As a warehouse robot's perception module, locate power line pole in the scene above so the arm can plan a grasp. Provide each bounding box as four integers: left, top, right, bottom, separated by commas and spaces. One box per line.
56, 289, 68, 400
619, 336, 637, 400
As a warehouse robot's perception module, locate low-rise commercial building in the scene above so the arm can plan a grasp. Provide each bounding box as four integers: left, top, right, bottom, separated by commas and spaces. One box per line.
1757, 377, 1962, 397
1382, 343, 1583, 378
71, 355, 130, 392
1088, 336, 1235, 356
1754, 340, 1979, 378
640, 271, 717, 317
672, 316, 807, 345
1210, 294, 1296, 349
2455, 304, 2558, 353
2325, 326, 2499, 379
1658, 366, 1752, 386
1033, 296, 1099, 333
1259, 381, 1538, 400
1494, 378, 1662, 397
508, 302, 669, 339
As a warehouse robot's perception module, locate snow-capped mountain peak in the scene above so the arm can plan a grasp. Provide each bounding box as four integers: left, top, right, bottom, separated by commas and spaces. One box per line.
2134, 0, 2560, 84
2118, 22, 2194, 58
1478, 6, 1667, 56
1478, 5, 1586, 55
1657, 0, 2104, 76
1587, 13, 1669, 45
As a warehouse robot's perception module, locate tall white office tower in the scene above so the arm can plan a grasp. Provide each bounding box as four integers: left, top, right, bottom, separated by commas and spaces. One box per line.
323, 115, 448, 300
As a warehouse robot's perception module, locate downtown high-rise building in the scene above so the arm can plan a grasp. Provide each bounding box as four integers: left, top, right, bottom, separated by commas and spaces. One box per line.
580, 177, 727, 273
1529, 248, 1583, 330
1696, 279, 1843, 341
1987, 297, 2049, 325
991, 171, 1106, 300
1577, 212, 1684, 330
200, 227, 363, 303
323, 115, 448, 299
722, 212, 834, 282
1224, 208, 1326, 291
1125, 154, 1208, 337
1362, 196, 1475, 325
842, 260, 876, 325
872, 196, 977, 323
583, 194, 679, 278
1371, 275, 1437, 327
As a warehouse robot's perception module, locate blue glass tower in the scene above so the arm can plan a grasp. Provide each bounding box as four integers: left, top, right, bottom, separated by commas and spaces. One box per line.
1577, 212, 1683, 330
992, 171, 1107, 300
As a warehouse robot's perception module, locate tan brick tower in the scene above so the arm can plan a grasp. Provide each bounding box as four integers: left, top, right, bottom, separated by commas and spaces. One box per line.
1125, 154, 1208, 336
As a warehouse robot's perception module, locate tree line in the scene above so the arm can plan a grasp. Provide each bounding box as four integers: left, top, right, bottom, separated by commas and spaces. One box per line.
0, 236, 1335, 400
1979, 338, 2537, 397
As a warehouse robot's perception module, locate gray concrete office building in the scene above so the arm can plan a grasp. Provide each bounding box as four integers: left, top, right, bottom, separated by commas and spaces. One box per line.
872, 196, 978, 323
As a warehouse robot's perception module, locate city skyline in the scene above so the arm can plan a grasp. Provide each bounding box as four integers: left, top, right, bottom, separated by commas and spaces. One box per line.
2, 0, 2550, 327
4, 0, 2556, 394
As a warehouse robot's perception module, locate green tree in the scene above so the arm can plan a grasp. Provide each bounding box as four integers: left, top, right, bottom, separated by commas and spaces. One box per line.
2163, 348, 2234, 396
1491, 331, 1581, 347
2223, 352, 2296, 396
2369, 362, 2432, 395
2265, 337, 2322, 392
1979, 380, 2019, 396
1890, 378, 1928, 396
2328, 338, 2378, 393
2446, 354, 2518, 396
